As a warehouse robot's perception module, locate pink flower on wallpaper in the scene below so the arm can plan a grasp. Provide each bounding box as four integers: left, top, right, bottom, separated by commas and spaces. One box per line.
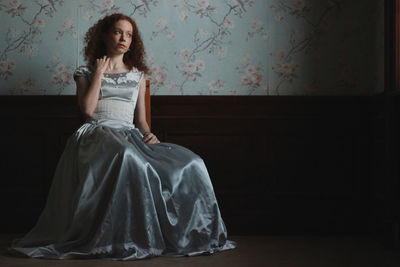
197, 0, 209, 10
85, 10, 94, 20
102, 0, 113, 10
52, 75, 61, 84
180, 49, 190, 60
51, 68, 72, 88
151, 67, 167, 84
0, 58, 16, 80
182, 60, 205, 76
53, 54, 61, 62
151, 17, 175, 41
275, 12, 284, 21
236, 54, 264, 94
165, 82, 176, 92
195, 59, 205, 71
34, 18, 45, 27
7, 59, 15, 70
155, 72, 167, 84
247, 19, 268, 42
293, 0, 305, 11
242, 72, 262, 86
246, 65, 257, 74
279, 63, 299, 76
184, 62, 196, 75
166, 32, 176, 40
155, 18, 167, 30
147, 61, 169, 94
60, 71, 72, 83
277, 51, 285, 61
241, 76, 251, 85
0, 61, 8, 73
223, 18, 234, 28
52, 69, 72, 84
8, 0, 20, 9
46, 56, 73, 94
215, 46, 227, 59
62, 19, 73, 30
25, 46, 38, 58
21, 77, 35, 91
208, 79, 224, 92
251, 72, 262, 84
179, 11, 188, 21
58, 18, 76, 40
56, 64, 66, 73
251, 20, 262, 30
6, 0, 26, 17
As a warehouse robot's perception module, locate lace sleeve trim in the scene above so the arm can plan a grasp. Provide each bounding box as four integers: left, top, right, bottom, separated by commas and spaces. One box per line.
73, 65, 91, 81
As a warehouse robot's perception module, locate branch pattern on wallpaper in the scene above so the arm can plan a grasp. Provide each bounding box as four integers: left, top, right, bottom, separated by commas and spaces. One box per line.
0, 0, 383, 95
269, 0, 341, 95
149, 0, 256, 95
0, 0, 61, 81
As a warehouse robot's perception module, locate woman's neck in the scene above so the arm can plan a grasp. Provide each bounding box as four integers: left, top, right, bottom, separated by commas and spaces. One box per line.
105, 53, 128, 72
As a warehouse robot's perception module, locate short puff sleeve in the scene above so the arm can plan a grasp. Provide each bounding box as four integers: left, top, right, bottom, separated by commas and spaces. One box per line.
73, 65, 92, 81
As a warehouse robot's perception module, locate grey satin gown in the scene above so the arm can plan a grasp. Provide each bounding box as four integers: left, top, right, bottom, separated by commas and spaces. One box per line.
8, 66, 237, 260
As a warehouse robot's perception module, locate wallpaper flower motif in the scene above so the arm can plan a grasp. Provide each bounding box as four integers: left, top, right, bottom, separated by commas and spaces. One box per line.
0, 0, 384, 95
46, 54, 74, 94
0, 0, 63, 81
236, 53, 266, 95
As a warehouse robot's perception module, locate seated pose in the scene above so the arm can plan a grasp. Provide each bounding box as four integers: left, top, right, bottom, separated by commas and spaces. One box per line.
9, 13, 236, 260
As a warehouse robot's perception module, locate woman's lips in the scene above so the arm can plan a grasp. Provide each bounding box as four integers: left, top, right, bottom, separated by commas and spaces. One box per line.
118, 44, 126, 48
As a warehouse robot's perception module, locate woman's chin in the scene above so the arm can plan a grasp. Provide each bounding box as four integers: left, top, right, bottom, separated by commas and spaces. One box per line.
109, 47, 127, 55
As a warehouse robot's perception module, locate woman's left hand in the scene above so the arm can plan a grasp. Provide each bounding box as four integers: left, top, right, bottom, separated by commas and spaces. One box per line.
142, 132, 160, 144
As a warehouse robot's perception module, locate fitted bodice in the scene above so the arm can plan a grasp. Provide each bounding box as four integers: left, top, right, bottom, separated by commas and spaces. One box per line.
73, 66, 143, 124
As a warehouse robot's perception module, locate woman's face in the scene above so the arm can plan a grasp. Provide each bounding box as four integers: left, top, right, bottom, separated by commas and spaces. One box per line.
104, 19, 133, 55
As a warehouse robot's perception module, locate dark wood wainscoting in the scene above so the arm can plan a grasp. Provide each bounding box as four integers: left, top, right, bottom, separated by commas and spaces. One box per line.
0, 96, 382, 235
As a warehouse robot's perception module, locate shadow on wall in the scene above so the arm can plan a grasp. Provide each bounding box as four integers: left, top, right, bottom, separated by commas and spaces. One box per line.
267, 0, 383, 95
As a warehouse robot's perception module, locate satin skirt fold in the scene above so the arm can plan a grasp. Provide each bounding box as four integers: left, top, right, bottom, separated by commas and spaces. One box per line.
9, 118, 236, 260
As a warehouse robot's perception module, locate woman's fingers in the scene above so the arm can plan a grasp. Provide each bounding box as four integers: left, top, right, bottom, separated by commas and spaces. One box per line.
143, 134, 154, 143
143, 133, 159, 144
95, 56, 109, 73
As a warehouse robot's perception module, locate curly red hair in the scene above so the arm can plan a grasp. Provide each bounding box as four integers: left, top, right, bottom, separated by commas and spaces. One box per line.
83, 13, 149, 74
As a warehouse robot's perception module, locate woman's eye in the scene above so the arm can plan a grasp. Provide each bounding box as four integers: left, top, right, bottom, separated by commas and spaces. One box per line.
127, 34, 132, 38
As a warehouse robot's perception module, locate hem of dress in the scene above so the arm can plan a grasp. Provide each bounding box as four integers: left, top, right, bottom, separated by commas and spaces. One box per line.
8, 239, 237, 261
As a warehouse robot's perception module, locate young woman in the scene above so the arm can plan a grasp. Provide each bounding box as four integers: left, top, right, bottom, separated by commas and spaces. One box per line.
9, 13, 236, 260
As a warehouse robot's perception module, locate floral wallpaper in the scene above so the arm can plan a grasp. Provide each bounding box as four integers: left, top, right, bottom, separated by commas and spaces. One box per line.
0, 0, 384, 95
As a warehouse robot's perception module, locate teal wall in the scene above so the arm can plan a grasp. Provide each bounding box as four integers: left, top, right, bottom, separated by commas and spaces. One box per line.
0, 0, 384, 95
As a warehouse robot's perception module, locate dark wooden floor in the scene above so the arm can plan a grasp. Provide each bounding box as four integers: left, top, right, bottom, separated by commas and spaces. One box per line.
1, 234, 399, 267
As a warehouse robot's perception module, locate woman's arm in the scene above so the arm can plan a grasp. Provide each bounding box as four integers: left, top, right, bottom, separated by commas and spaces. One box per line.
76, 56, 109, 117
135, 73, 160, 144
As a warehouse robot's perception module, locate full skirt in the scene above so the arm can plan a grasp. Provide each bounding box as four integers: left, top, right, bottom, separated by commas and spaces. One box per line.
9, 118, 236, 260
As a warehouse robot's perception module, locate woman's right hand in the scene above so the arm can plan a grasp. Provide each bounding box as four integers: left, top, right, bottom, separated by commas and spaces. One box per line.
95, 56, 110, 75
